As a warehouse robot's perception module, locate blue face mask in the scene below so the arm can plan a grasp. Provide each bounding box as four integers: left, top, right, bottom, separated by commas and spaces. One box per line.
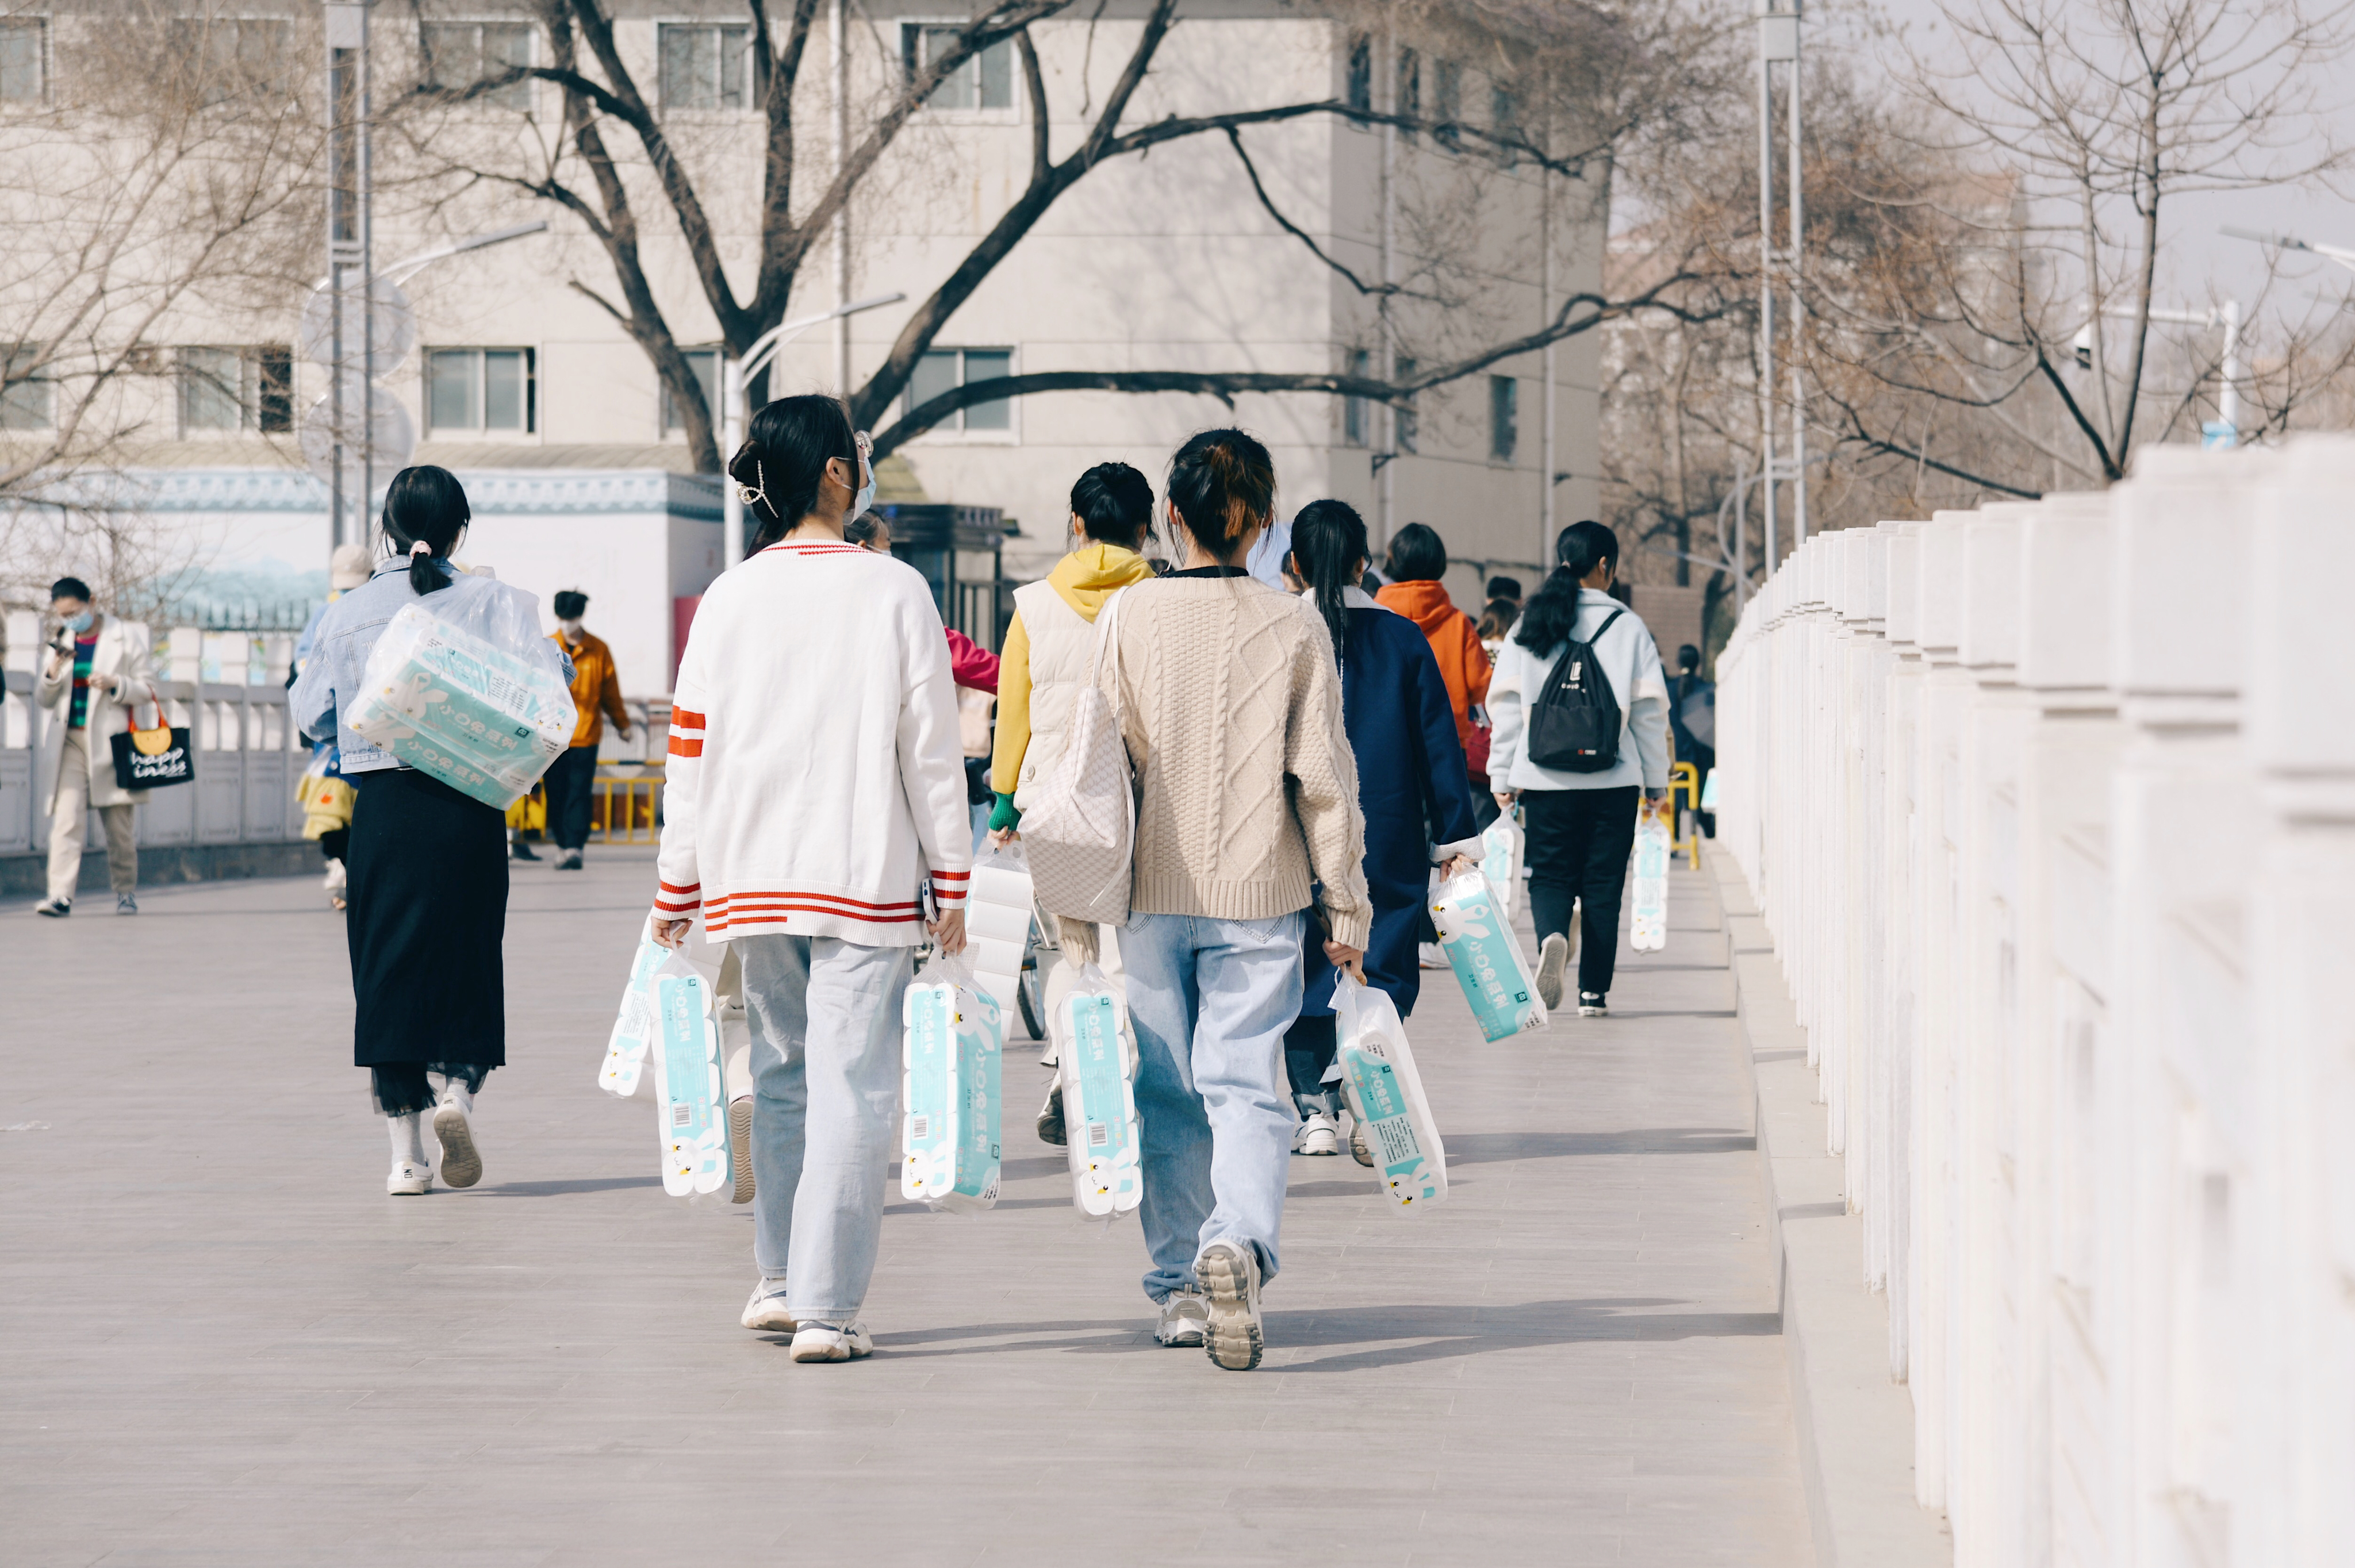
853, 457, 876, 520
64, 610, 93, 634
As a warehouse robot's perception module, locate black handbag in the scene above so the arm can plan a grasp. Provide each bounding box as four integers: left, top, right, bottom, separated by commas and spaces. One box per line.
110, 689, 194, 790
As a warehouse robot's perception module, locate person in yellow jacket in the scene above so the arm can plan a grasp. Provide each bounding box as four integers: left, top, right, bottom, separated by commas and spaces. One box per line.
986, 462, 1157, 1143
543, 589, 633, 870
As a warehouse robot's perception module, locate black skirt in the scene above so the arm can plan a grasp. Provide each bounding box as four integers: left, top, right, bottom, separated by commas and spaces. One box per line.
346, 767, 508, 1069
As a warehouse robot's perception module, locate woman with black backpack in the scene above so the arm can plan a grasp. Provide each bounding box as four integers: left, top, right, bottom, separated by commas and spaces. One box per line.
1485, 520, 1671, 1016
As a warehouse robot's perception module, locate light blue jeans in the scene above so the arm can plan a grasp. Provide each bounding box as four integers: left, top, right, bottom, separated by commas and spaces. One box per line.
1121, 909, 1307, 1302
735, 934, 914, 1323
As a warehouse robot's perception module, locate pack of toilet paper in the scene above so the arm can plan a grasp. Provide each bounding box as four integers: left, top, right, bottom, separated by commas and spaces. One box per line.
650, 951, 731, 1197
962, 843, 1035, 1031
1332, 974, 1448, 1210
597, 936, 670, 1098
1056, 965, 1141, 1217
1479, 812, 1524, 916
901, 954, 1003, 1213
1629, 802, 1671, 952
347, 601, 576, 809
1429, 867, 1548, 1042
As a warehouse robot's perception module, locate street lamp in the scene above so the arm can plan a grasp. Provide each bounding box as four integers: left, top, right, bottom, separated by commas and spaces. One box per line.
2222, 224, 2355, 276
719, 291, 906, 569
2070, 298, 2243, 446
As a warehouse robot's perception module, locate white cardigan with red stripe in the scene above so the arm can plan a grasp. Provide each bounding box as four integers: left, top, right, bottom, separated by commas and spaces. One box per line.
653, 539, 971, 944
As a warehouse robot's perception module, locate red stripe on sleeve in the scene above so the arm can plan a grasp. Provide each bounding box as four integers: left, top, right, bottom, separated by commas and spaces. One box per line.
659, 880, 700, 895
668, 735, 703, 758
670, 708, 707, 729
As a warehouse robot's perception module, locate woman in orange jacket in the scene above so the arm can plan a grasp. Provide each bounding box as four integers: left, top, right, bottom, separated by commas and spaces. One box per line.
1374, 522, 1491, 761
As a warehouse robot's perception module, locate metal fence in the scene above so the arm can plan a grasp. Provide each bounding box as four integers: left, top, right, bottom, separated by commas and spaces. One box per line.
1713, 440, 2353, 1568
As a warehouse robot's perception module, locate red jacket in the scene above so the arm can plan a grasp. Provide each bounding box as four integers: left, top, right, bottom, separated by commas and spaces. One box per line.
945, 628, 998, 693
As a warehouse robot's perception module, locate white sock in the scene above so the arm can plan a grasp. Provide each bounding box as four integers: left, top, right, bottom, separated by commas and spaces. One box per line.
439, 1077, 475, 1117
389, 1112, 427, 1165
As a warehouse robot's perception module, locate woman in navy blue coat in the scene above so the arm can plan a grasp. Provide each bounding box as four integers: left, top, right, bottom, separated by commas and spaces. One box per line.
1283, 500, 1483, 1156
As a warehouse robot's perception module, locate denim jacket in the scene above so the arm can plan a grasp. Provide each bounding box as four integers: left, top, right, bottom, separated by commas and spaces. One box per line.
290, 561, 572, 774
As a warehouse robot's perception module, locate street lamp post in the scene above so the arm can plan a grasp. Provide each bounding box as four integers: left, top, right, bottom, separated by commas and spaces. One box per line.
2074, 297, 2243, 446
1756, 0, 1806, 576
718, 291, 907, 569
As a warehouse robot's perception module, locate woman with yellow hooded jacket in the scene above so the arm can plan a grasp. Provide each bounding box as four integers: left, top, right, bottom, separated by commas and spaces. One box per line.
986, 461, 1158, 1142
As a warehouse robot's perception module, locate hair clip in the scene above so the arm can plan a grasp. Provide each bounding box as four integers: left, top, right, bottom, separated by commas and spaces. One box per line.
737, 459, 770, 514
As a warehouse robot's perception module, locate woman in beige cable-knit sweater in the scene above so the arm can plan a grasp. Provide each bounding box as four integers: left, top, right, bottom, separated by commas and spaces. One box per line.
1063, 427, 1370, 1371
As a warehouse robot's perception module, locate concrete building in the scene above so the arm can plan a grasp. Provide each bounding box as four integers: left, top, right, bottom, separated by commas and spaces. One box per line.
2, 2, 1605, 689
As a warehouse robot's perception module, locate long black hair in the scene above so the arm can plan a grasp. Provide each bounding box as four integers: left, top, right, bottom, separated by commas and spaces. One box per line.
1071, 462, 1153, 546
1165, 428, 1275, 562
1514, 518, 1620, 652
381, 466, 471, 595
1288, 498, 1368, 669
729, 394, 858, 552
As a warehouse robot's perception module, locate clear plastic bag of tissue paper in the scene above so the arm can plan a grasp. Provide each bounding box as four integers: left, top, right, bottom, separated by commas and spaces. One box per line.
1056, 963, 1141, 1217
901, 951, 1003, 1213
1429, 868, 1548, 1042
649, 948, 731, 1197
348, 592, 577, 809
1332, 974, 1447, 1210
963, 840, 1035, 1031
1478, 811, 1524, 916
597, 935, 670, 1098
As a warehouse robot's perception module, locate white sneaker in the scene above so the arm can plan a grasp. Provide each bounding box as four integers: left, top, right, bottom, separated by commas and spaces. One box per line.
1535, 932, 1571, 1010
1294, 1112, 1340, 1156
387, 1160, 433, 1196
789, 1320, 874, 1362
433, 1099, 482, 1189
728, 1096, 755, 1204
323, 859, 347, 893
741, 1277, 796, 1332
1196, 1240, 1265, 1371
1155, 1288, 1209, 1347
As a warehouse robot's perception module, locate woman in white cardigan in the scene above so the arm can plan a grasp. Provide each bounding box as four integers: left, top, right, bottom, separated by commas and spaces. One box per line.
650, 394, 972, 1364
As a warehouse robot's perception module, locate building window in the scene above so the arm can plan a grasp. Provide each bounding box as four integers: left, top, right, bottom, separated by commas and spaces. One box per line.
179, 345, 294, 434
2, 344, 51, 431
1, 18, 47, 103
421, 22, 534, 112
658, 24, 751, 111
1343, 348, 1369, 448
1433, 59, 1462, 147
427, 347, 536, 433
906, 347, 1014, 433
1397, 48, 1419, 140
1489, 375, 1518, 463
1394, 356, 1418, 454
1345, 34, 1371, 113
659, 348, 718, 435
168, 18, 294, 105
900, 24, 1013, 111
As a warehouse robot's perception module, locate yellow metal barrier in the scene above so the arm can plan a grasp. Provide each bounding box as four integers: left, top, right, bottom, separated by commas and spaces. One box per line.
593, 770, 664, 844
1669, 761, 1702, 868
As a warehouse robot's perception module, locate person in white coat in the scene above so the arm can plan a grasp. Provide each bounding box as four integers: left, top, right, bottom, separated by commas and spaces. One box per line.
1486, 521, 1671, 1016
34, 577, 154, 917
649, 394, 971, 1365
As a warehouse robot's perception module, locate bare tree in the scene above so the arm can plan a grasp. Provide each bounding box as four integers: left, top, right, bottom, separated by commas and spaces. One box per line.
390, 0, 1729, 472
0, 6, 317, 607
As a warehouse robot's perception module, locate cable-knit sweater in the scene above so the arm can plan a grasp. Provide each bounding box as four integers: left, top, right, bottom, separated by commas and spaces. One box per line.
1060, 573, 1370, 957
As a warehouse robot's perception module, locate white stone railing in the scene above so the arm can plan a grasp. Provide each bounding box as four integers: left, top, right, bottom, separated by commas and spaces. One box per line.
1715, 440, 2353, 1568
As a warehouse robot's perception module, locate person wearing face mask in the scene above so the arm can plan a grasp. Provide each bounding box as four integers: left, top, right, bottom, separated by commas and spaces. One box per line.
541, 590, 633, 871
650, 395, 969, 1363
33, 576, 156, 917
290, 466, 575, 1197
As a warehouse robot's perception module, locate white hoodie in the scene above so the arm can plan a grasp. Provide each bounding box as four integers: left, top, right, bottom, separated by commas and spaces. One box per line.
1487, 586, 1672, 793
652, 539, 971, 943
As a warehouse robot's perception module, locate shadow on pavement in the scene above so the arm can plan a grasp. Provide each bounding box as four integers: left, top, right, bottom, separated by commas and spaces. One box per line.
1442, 1128, 1755, 1165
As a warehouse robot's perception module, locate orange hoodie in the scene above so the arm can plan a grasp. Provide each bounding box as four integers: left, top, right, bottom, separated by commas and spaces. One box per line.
1375, 579, 1492, 753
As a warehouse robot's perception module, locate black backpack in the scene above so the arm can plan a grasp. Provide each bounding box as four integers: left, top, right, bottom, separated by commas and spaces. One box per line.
1525, 607, 1627, 772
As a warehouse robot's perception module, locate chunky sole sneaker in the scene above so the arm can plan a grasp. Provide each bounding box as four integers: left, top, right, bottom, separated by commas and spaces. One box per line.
1349, 1118, 1375, 1168
33, 899, 70, 918
433, 1102, 482, 1189
1155, 1288, 1209, 1347
1578, 991, 1609, 1017
387, 1160, 433, 1197
1196, 1241, 1264, 1371
741, 1279, 796, 1333
728, 1097, 755, 1204
1035, 1082, 1067, 1147
1295, 1113, 1340, 1156
1535, 932, 1571, 1010
789, 1320, 873, 1363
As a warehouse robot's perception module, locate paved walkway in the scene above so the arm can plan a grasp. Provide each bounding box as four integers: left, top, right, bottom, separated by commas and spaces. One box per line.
3, 846, 1807, 1566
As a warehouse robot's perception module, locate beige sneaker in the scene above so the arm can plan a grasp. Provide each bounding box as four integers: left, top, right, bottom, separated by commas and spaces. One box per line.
789, 1320, 874, 1363
1154, 1288, 1209, 1347
1535, 932, 1571, 1010
741, 1278, 796, 1333
1196, 1241, 1265, 1371
432, 1100, 482, 1189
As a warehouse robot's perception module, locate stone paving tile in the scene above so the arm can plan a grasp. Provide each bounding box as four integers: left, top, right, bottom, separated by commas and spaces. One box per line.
3, 846, 1806, 1566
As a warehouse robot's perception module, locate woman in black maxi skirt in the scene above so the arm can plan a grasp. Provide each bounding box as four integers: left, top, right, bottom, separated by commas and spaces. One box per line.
287, 465, 553, 1197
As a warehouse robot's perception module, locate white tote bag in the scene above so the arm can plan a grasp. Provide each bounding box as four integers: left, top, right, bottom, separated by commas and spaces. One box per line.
1019, 587, 1136, 925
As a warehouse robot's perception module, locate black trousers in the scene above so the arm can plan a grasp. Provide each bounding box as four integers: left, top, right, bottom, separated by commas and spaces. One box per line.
1521, 785, 1640, 998
542, 744, 600, 851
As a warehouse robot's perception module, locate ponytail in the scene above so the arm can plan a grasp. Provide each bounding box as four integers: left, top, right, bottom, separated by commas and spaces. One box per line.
1514, 518, 1620, 652
379, 466, 471, 595
1166, 428, 1276, 562
1288, 499, 1368, 671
